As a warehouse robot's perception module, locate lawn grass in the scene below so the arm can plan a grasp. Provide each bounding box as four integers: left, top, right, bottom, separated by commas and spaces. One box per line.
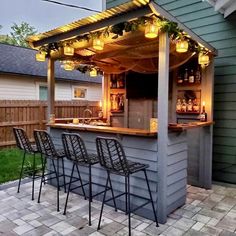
0, 148, 42, 184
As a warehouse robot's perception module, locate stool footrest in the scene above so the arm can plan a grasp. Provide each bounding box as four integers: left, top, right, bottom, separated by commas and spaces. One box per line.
104, 192, 151, 214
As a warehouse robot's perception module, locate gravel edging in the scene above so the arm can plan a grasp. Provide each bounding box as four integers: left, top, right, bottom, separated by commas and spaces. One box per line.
0, 178, 31, 190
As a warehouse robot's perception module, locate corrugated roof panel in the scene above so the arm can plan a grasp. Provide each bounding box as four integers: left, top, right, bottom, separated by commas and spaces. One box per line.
28, 0, 149, 44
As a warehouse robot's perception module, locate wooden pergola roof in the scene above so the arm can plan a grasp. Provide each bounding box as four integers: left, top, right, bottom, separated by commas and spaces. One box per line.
28, 0, 217, 55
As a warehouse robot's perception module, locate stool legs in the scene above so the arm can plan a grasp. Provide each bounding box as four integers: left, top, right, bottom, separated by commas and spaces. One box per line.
75, 165, 86, 200
97, 175, 109, 230
89, 165, 92, 226
144, 169, 158, 227
17, 151, 26, 194
32, 153, 36, 200
38, 156, 47, 204
54, 159, 60, 212
127, 175, 131, 236
61, 158, 67, 193
107, 172, 117, 211
63, 163, 75, 215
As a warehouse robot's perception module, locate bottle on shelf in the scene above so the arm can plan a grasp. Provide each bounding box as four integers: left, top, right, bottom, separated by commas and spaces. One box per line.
181, 99, 187, 112
110, 77, 116, 89
118, 94, 124, 111
187, 99, 193, 112
188, 69, 195, 83
195, 67, 201, 84
177, 72, 183, 84
176, 98, 182, 112
199, 101, 207, 122
117, 77, 125, 88
192, 99, 200, 113
184, 69, 188, 84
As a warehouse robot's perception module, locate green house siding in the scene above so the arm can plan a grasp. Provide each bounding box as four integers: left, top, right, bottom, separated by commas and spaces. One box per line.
107, 0, 236, 183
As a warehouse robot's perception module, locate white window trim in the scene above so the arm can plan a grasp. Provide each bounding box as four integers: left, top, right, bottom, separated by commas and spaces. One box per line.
36, 82, 47, 100
72, 86, 88, 100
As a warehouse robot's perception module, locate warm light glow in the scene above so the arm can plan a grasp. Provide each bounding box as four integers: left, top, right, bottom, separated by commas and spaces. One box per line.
99, 100, 102, 108
176, 39, 188, 53
64, 45, 74, 56
90, 68, 97, 77
93, 38, 104, 51
35, 52, 46, 62
64, 62, 74, 71
202, 101, 206, 107
198, 52, 210, 66
145, 22, 159, 39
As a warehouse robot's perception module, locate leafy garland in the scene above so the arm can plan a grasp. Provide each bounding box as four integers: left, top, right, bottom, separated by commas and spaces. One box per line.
39, 15, 203, 55
39, 15, 210, 74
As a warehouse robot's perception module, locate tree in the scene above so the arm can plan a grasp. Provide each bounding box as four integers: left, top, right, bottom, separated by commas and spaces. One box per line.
0, 22, 37, 47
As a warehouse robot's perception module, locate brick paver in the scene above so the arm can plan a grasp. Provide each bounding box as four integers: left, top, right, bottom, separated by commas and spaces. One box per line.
0, 180, 236, 235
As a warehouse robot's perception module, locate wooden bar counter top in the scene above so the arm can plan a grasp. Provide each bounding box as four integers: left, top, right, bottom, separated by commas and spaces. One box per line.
48, 121, 214, 137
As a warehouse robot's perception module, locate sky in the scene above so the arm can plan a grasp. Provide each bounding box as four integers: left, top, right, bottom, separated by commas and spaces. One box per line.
0, 0, 104, 35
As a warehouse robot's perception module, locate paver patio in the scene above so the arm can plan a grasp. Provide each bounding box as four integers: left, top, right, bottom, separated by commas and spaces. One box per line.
0, 180, 236, 235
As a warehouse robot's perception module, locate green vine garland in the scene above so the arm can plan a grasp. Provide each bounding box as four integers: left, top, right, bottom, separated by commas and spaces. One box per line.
39, 15, 203, 55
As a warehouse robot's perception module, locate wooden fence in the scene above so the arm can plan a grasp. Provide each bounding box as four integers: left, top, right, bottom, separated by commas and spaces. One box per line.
0, 100, 100, 148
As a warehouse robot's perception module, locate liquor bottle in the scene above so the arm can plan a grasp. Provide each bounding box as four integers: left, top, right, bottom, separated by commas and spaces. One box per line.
192, 99, 199, 113
118, 94, 124, 111
184, 69, 188, 84
188, 69, 195, 83
181, 99, 187, 112
110, 94, 115, 110
199, 102, 207, 122
176, 98, 182, 112
187, 99, 193, 112
177, 73, 183, 84
195, 67, 201, 84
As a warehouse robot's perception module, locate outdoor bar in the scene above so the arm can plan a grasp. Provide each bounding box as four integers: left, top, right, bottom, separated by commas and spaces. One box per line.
28, 0, 216, 223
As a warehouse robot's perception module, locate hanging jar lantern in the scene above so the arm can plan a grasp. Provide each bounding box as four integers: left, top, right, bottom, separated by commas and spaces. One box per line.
63, 61, 74, 71
198, 52, 210, 67
35, 51, 46, 62
176, 39, 189, 53
93, 38, 104, 51
145, 22, 159, 39
90, 68, 97, 77
64, 45, 74, 56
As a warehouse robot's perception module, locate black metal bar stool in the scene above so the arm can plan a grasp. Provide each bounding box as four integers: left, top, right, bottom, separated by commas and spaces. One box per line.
34, 129, 68, 212
13, 127, 43, 200
62, 132, 117, 226
96, 136, 158, 236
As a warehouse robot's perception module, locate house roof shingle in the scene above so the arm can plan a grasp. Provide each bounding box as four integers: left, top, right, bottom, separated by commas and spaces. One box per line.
0, 43, 102, 83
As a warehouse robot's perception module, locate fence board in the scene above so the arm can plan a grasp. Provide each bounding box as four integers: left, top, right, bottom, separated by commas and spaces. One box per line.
0, 100, 100, 148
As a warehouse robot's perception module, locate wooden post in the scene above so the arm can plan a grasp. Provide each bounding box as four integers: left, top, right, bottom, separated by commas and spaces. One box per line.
47, 57, 55, 121
157, 32, 169, 223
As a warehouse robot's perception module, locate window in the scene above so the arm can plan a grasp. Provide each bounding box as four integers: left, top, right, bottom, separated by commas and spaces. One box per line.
72, 87, 87, 99
39, 85, 48, 101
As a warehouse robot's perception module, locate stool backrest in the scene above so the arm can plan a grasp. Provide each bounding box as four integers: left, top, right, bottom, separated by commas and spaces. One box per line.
96, 136, 129, 174
62, 132, 89, 163
34, 130, 57, 157
13, 127, 34, 153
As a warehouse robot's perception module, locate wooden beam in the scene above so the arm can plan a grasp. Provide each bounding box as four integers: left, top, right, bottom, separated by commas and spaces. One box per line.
33, 6, 152, 48
47, 57, 55, 121
157, 32, 169, 224
149, 2, 217, 55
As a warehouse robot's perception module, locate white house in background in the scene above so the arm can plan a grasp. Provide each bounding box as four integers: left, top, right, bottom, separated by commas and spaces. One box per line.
0, 43, 102, 101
